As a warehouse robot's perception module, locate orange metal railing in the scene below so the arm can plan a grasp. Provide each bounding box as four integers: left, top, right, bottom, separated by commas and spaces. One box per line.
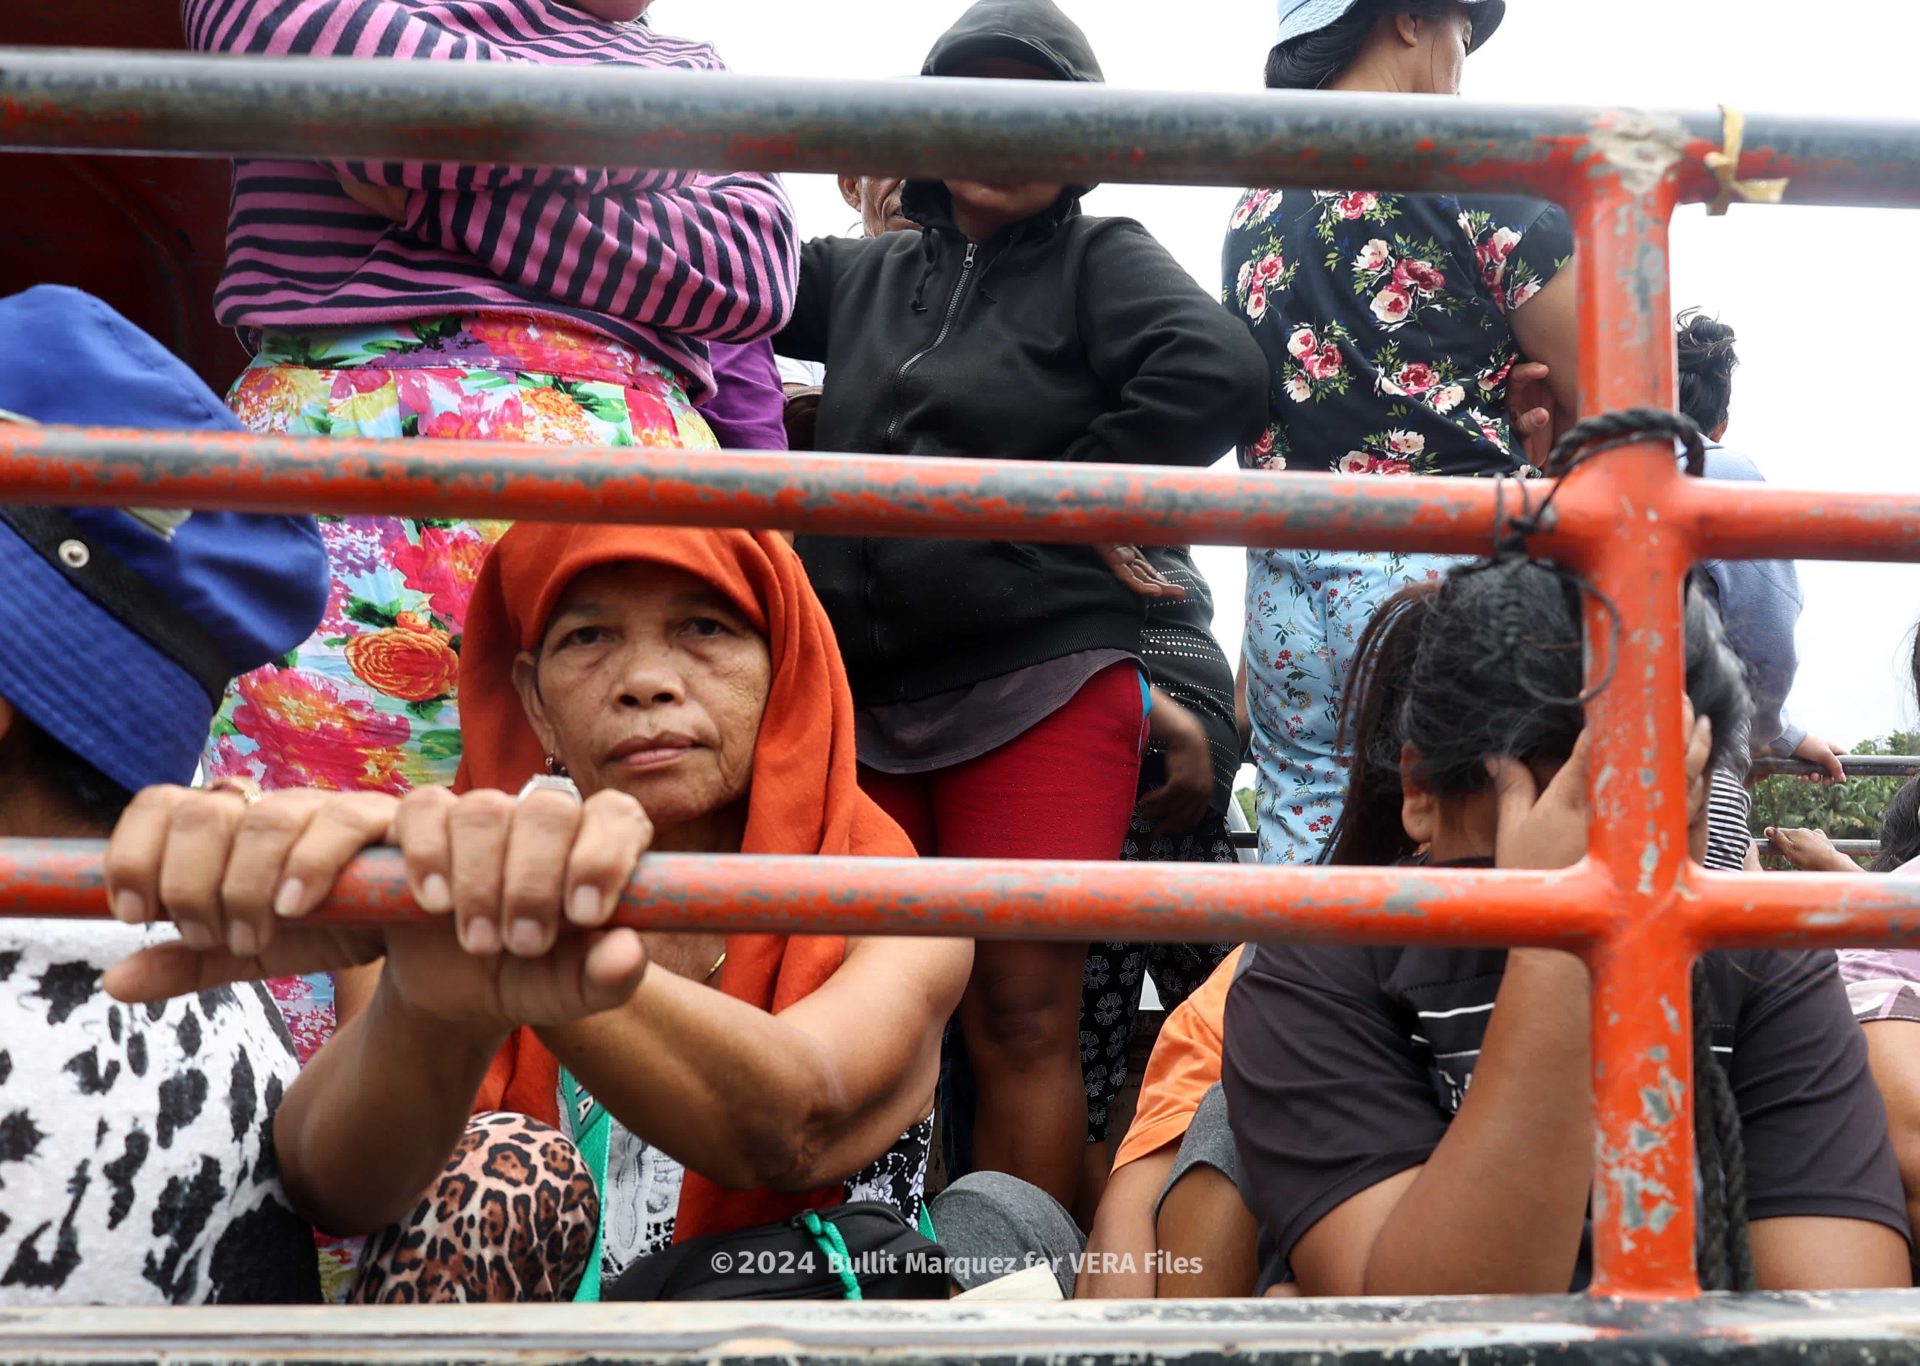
5, 53, 1920, 1304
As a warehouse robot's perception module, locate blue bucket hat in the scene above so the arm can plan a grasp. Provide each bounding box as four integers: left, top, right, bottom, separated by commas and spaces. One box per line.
0, 286, 329, 795
1276, 0, 1506, 54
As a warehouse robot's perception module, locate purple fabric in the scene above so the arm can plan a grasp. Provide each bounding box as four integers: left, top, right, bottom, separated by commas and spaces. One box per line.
1836, 859, 1920, 1023
699, 340, 791, 451
1837, 949, 1920, 1024
186, 0, 798, 407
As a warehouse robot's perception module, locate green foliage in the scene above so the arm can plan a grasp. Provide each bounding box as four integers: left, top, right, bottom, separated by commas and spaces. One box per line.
1749, 731, 1920, 841
1233, 743, 1918, 852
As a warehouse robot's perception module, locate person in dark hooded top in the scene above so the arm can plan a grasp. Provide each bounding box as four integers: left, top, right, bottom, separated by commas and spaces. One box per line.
776, 0, 1267, 1207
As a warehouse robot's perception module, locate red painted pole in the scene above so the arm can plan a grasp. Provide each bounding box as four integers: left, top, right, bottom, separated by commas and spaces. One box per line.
0, 424, 1542, 555
2, 425, 1916, 561
33, 845, 1920, 955
1572, 171, 1700, 1298
0, 841, 1614, 947
1670, 477, 1920, 562
1685, 870, 1920, 951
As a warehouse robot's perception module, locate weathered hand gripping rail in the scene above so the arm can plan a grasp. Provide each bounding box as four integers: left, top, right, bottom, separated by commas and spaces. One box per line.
4, 47, 1920, 1361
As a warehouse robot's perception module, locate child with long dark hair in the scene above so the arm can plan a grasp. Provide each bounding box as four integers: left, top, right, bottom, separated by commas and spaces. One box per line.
1222, 554, 1912, 1294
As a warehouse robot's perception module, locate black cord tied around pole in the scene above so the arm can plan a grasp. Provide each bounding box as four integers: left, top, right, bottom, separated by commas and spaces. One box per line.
1487, 405, 1755, 1290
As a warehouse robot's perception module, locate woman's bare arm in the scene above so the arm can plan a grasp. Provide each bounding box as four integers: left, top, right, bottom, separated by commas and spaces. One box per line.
1751, 1217, 1910, 1289
538, 935, 972, 1191
105, 785, 652, 1236
1508, 265, 1579, 416
277, 981, 507, 1234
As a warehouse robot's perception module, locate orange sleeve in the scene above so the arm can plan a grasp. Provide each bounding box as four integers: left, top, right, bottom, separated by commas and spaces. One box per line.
1111, 947, 1244, 1173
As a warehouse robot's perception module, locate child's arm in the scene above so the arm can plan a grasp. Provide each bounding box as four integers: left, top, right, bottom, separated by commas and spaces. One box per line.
1508, 269, 1579, 416
772, 237, 842, 365
1138, 688, 1214, 839
1078, 1147, 1177, 1299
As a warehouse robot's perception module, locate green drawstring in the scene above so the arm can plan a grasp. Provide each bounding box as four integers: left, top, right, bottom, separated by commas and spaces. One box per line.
798, 1210, 863, 1301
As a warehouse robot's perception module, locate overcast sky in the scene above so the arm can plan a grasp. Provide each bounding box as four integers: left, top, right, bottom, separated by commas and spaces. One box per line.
662, 0, 1920, 749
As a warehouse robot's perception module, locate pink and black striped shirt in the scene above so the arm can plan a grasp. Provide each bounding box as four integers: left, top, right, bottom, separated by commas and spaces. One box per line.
184, 0, 797, 399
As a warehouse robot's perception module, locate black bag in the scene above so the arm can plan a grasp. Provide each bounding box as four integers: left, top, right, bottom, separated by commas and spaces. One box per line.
605, 1202, 947, 1302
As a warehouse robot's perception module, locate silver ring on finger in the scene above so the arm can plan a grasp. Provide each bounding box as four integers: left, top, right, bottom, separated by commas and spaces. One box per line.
517, 773, 583, 804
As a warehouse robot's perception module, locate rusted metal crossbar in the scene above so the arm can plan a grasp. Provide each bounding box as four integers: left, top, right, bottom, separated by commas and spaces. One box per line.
1752, 755, 1920, 779
3, 426, 1920, 562
9, 842, 1920, 949
4, 51, 1920, 210
4, 50, 1920, 1308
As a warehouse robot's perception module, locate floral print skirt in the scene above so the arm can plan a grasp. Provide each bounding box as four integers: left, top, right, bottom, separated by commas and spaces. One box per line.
204, 314, 716, 1298
209, 315, 716, 1056
1243, 546, 1454, 865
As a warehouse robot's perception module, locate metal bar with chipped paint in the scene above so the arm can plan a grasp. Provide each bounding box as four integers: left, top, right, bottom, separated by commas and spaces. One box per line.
0, 840, 1614, 947
3, 51, 1920, 208
0, 423, 1554, 554
1567, 179, 1700, 1299
1687, 871, 1920, 950
8, 425, 1920, 562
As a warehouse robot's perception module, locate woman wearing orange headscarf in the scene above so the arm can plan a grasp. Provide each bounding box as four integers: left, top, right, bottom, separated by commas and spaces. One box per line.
102, 526, 973, 1301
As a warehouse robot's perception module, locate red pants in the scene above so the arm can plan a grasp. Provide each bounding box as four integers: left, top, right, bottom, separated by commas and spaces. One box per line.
860, 662, 1146, 860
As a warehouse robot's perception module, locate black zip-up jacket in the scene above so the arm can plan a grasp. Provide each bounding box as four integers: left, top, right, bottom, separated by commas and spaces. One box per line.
776, 0, 1268, 705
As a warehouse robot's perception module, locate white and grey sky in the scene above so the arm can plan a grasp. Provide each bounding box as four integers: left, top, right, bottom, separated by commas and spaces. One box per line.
665, 0, 1920, 748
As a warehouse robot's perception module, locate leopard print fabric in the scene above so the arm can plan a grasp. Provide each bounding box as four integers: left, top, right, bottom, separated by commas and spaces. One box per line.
350, 1113, 597, 1304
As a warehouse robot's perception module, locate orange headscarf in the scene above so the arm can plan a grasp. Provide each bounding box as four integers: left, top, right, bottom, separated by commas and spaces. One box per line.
456, 524, 916, 1242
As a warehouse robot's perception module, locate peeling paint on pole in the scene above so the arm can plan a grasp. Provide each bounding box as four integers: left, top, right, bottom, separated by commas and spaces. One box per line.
2, 49, 1919, 1321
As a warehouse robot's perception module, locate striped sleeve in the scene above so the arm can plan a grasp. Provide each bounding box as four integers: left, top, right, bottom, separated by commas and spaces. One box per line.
1703, 765, 1755, 872
182, 0, 694, 195
397, 168, 797, 342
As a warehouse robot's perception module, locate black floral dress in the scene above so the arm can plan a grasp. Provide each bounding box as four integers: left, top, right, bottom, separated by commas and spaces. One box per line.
1226, 188, 1573, 480
1228, 188, 1573, 867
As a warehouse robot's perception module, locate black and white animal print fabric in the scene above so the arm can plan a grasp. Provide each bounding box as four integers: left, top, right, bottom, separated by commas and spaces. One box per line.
0, 922, 319, 1305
